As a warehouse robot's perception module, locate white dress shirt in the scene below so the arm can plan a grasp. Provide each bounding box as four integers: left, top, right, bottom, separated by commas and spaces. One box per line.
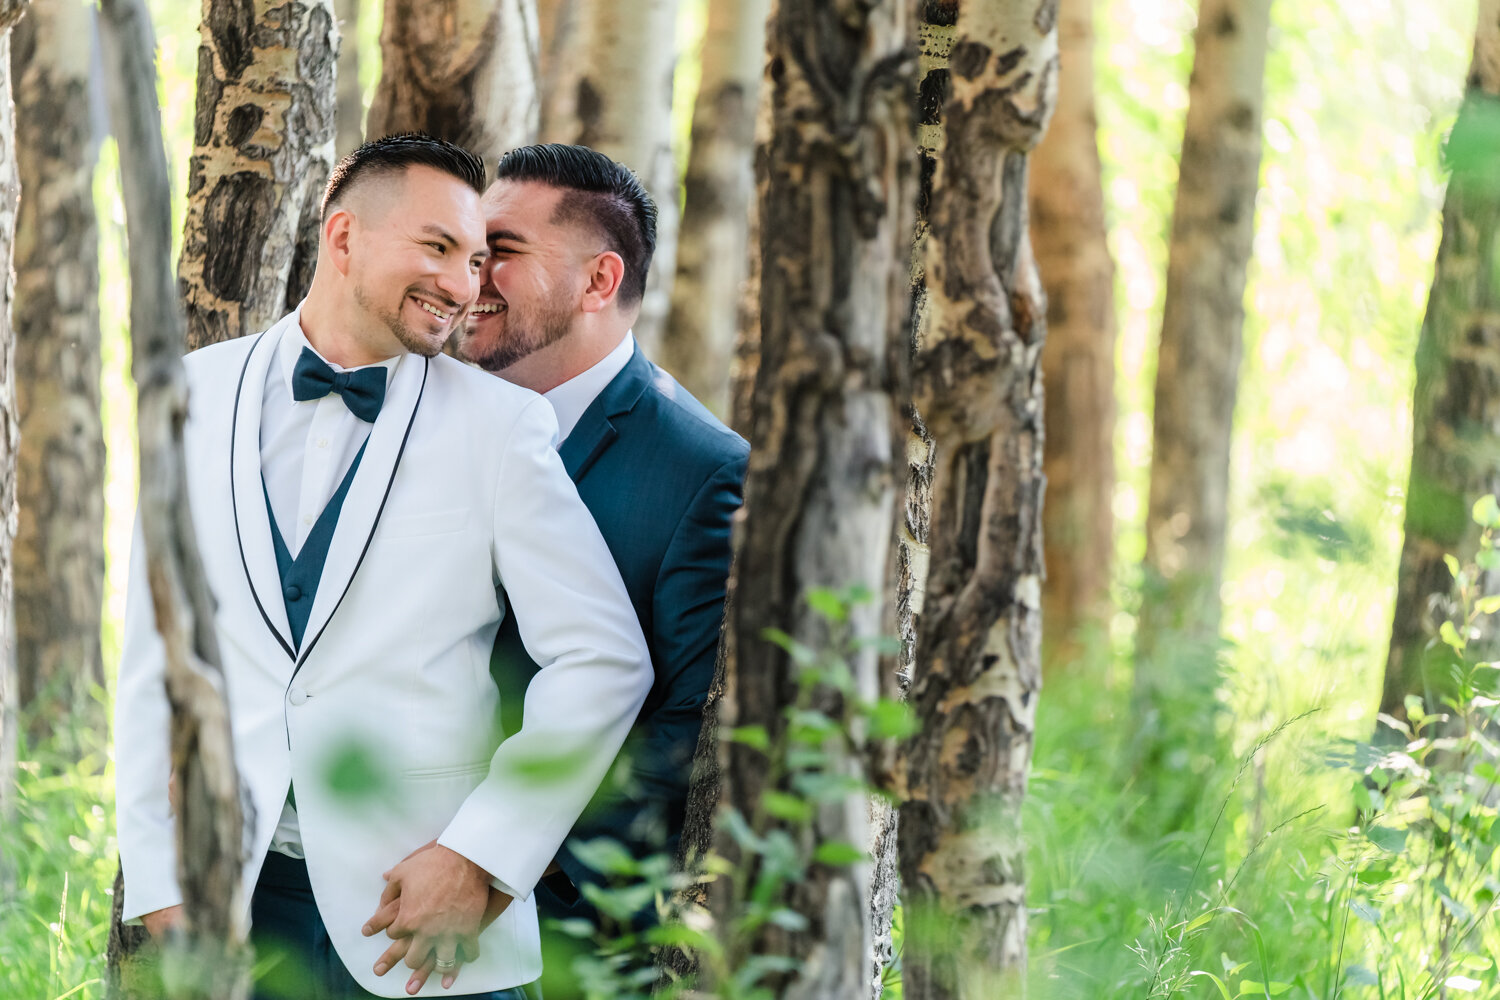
262, 317, 402, 857
542, 332, 635, 443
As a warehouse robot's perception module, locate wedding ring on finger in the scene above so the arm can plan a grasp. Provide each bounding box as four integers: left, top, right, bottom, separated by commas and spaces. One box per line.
434, 958, 458, 972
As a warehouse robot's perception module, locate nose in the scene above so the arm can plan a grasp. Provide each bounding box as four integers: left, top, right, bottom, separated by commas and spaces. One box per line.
435, 254, 477, 306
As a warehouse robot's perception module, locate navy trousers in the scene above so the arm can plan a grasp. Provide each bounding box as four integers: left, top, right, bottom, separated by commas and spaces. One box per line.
250, 852, 532, 1000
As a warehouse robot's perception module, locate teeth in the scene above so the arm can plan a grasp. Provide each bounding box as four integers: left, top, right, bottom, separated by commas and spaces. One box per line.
472, 303, 504, 314
415, 299, 451, 319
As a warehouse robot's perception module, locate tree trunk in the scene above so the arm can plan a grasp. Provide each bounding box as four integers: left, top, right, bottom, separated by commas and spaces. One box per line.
657, 0, 767, 416
334, 0, 361, 156
367, 0, 538, 166
11, 0, 107, 753
897, 0, 1057, 994
178, 0, 337, 350
1381, 1, 1500, 722
101, 1, 252, 998
1030, 0, 1115, 672
573, 0, 680, 354
535, 0, 579, 144
1136, 0, 1271, 674
0, 0, 29, 843
707, 0, 916, 995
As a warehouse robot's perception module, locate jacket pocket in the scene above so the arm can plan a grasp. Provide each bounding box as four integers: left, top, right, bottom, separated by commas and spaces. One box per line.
380, 509, 470, 539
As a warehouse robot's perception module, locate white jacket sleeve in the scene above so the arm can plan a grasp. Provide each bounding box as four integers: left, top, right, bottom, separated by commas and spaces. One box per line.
437, 396, 652, 899
113, 515, 183, 923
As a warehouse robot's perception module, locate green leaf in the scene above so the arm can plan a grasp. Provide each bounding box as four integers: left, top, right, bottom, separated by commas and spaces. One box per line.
1356, 867, 1394, 884
1477, 595, 1500, 615
813, 840, 869, 866
1366, 825, 1409, 853
1440, 620, 1466, 651
867, 698, 919, 740
761, 790, 815, 823
1447, 554, 1464, 580
569, 837, 639, 877
805, 588, 849, 624
1473, 494, 1500, 529
1479, 548, 1500, 572
728, 725, 771, 753
1190, 971, 1234, 1000
1237, 982, 1292, 997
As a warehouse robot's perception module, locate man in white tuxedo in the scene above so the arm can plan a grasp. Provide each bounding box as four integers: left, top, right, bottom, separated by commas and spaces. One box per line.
114, 134, 653, 1000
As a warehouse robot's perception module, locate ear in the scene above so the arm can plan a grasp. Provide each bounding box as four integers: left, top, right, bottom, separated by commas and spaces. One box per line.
324, 207, 356, 276
579, 251, 626, 315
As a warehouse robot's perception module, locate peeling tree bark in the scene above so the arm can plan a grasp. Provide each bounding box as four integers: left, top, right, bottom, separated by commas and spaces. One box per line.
1030, 0, 1115, 672
178, 0, 337, 350
334, 0, 361, 156
658, 0, 768, 416
1136, 0, 1270, 675
1382, 0, 1500, 722
368, 0, 538, 165
0, 0, 30, 846
897, 0, 1058, 995
11, 0, 106, 752
573, 0, 680, 354
101, 1, 252, 998
707, 0, 916, 995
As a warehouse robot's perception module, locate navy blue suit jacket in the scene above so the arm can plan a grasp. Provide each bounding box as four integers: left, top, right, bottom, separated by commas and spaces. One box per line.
491, 345, 747, 926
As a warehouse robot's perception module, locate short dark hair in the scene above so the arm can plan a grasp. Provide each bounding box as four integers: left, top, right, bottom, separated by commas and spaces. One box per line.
322, 133, 487, 221
493, 144, 657, 307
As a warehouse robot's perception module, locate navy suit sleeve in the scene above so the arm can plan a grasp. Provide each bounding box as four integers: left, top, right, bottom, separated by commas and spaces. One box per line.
556, 449, 745, 894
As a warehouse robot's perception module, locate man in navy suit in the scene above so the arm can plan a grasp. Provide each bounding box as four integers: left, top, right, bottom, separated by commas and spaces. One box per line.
456, 144, 748, 992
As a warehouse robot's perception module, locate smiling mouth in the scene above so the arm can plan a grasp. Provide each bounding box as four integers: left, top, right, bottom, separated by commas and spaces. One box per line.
410, 295, 458, 322
472, 301, 505, 314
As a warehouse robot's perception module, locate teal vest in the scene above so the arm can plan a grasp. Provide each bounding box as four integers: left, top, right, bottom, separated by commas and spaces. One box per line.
263, 442, 367, 650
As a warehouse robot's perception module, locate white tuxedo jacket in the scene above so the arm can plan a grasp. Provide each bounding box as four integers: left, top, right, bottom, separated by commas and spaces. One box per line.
115, 312, 653, 996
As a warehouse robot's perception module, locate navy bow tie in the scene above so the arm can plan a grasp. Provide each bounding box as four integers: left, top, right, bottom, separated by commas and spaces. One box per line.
291, 347, 387, 422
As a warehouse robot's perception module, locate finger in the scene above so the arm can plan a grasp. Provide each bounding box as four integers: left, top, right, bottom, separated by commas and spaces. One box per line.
373, 936, 412, 977
431, 939, 460, 992
459, 931, 481, 965
405, 934, 436, 971
407, 952, 436, 996
364, 896, 401, 937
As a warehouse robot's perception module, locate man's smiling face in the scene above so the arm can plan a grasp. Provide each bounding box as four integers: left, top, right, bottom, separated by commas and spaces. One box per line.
347, 165, 490, 358
458, 180, 586, 372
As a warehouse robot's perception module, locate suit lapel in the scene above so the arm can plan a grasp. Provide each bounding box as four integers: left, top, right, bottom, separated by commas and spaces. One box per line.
295, 353, 428, 670
230, 319, 297, 661
559, 348, 655, 483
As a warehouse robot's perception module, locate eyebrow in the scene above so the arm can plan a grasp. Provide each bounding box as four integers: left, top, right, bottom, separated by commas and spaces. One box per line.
419, 225, 461, 248
487, 228, 529, 245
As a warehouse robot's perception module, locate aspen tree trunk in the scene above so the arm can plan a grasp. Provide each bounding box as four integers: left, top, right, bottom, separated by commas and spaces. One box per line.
1136, 0, 1270, 675
1382, 1, 1500, 721
368, 0, 538, 167
658, 0, 768, 415
709, 0, 915, 995
868, 6, 953, 995
11, 0, 106, 752
334, 0, 361, 156
574, 0, 680, 353
0, 0, 28, 841
897, 0, 1058, 994
178, 0, 337, 350
101, 1, 252, 997
536, 0, 580, 144
1031, 0, 1115, 671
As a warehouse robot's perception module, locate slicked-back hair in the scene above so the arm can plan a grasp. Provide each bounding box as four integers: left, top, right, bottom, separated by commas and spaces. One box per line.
493, 144, 657, 307
322, 133, 487, 221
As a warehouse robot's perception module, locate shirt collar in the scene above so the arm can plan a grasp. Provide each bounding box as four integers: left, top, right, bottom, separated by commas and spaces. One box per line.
277, 306, 404, 400
543, 332, 636, 443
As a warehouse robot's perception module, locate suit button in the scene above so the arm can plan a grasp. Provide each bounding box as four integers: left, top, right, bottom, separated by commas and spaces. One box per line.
288, 688, 309, 706
285, 584, 302, 602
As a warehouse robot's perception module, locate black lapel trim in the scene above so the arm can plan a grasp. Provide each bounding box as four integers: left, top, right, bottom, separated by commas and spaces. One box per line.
290, 356, 429, 676
230, 332, 297, 662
